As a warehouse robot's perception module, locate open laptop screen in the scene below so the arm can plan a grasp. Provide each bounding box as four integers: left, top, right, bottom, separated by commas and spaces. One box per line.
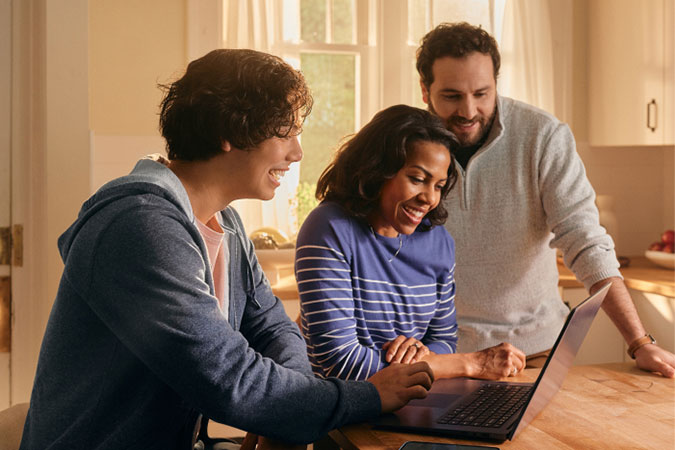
510, 282, 611, 439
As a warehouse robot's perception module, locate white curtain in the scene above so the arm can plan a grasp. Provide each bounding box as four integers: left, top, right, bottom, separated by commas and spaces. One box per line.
223, 0, 302, 239
499, 0, 554, 116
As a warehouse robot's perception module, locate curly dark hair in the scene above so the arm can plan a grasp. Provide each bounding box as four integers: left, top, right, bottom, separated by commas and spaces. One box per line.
416, 22, 500, 89
316, 105, 458, 230
158, 49, 313, 161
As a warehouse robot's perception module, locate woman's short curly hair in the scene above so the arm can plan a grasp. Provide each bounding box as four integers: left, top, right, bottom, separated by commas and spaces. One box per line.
159, 49, 312, 161
416, 22, 500, 89
316, 104, 458, 230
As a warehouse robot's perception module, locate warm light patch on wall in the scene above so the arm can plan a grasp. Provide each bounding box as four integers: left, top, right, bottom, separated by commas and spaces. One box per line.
644, 292, 674, 323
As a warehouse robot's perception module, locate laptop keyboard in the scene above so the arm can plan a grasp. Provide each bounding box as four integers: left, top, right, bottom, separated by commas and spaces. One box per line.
437, 384, 532, 428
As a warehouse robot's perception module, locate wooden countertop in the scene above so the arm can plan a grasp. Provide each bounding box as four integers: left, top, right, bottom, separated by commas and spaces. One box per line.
273, 256, 675, 300
557, 256, 675, 298
329, 363, 675, 450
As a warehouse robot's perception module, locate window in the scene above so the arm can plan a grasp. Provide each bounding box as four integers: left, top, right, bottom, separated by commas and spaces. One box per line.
215, 0, 502, 237
270, 0, 372, 227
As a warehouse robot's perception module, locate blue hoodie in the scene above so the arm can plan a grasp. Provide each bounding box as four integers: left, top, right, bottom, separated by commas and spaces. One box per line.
20, 159, 380, 450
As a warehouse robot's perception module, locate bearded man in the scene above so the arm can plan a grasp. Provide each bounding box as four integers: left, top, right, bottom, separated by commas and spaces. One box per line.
416, 22, 675, 377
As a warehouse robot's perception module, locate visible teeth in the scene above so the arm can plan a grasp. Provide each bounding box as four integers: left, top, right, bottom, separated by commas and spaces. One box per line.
270, 169, 285, 181
404, 206, 425, 218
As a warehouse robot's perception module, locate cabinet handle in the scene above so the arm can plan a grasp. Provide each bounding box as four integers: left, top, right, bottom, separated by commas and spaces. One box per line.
647, 99, 657, 132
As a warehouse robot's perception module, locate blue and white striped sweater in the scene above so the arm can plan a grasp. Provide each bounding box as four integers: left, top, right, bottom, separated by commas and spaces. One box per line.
296, 201, 457, 381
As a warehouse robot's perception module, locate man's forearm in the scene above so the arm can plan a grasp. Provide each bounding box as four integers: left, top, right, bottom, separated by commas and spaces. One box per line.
592, 277, 646, 344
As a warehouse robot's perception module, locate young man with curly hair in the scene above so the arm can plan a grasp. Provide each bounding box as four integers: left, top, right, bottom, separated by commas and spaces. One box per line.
19, 49, 434, 450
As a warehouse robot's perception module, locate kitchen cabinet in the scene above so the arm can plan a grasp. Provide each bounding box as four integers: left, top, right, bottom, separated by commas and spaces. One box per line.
558, 257, 675, 364
632, 290, 675, 354
588, 0, 674, 146
561, 287, 625, 364
562, 286, 675, 365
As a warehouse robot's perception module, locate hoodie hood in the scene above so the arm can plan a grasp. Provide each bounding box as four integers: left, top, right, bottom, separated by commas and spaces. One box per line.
58, 158, 194, 262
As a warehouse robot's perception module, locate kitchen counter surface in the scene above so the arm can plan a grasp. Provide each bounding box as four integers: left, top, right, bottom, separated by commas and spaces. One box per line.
272, 256, 675, 300
557, 256, 675, 297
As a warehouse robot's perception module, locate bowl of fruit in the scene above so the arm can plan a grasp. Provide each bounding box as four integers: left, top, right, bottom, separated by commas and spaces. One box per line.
645, 229, 675, 269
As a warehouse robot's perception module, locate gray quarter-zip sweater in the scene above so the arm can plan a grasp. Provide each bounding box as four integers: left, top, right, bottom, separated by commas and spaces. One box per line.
20, 159, 379, 450
445, 96, 621, 355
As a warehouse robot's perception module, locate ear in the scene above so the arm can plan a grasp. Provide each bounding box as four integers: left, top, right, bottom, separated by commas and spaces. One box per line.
420, 80, 430, 105
221, 140, 232, 153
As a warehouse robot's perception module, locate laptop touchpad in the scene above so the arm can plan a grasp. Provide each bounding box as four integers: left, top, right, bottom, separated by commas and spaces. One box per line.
408, 393, 462, 408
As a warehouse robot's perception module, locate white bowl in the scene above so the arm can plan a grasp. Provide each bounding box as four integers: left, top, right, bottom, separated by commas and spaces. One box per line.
644, 250, 675, 270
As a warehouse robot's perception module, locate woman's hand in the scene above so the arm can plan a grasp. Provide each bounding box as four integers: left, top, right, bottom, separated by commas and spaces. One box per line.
465, 342, 526, 380
382, 335, 431, 364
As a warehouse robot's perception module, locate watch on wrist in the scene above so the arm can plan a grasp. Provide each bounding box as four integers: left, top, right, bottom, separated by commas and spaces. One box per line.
627, 334, 656, 359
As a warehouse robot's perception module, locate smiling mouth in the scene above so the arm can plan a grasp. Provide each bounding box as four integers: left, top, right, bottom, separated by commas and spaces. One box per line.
452, 120, 478, 130
403, 205, 427, 222
269, 169, 286, 182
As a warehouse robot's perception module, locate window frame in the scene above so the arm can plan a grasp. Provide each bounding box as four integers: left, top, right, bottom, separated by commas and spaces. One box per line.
270, 0, 379, 131
186, 0, 503, 235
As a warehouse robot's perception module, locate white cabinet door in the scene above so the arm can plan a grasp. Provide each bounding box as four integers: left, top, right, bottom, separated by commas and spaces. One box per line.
631, 290, 675, 354
664, 0, 674, 145
560, 287, 625, 365
589, 0, 674, 146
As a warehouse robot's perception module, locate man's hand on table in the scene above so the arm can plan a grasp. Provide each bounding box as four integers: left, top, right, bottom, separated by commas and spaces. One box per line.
367, 361, 434, 412
635, 344, 675, 378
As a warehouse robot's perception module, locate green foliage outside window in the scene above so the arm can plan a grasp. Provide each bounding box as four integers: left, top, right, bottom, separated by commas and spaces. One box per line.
293, 0, 357, 230
293, 181, 320, 230
299, 53, 355, 186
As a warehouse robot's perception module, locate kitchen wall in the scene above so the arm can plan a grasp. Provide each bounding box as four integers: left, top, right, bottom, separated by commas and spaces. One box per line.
578, 143, 675, 256
570, 0, 675, 257
89, 0, 185, 192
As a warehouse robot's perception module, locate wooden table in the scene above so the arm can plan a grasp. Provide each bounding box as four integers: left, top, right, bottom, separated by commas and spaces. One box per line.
328, 363, 675, 450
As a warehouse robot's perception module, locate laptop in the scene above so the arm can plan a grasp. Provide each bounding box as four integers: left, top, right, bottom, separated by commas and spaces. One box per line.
373, 282, 611, 442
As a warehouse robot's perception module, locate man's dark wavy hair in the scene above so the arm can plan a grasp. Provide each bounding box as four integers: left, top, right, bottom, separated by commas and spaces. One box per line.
416, 22, 501, 89
316, 105, 458, 231
159, 49, 312, 161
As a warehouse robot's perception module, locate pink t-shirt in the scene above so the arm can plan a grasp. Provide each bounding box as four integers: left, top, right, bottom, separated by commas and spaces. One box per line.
196, 218, 229, 319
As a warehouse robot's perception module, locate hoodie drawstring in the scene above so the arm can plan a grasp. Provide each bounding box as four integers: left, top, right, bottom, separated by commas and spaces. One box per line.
224, 209, 261, 309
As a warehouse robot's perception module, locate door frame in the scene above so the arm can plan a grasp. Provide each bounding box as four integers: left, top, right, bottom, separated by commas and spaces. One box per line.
9, 0, 90, 405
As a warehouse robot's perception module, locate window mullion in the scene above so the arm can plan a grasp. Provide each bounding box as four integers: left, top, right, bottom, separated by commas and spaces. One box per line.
326, 0, 333, 43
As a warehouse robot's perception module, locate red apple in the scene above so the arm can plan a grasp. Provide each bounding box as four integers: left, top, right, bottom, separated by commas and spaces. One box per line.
649, 241, 664, 251
661, 229, 675, 245
663, 243, 674, 253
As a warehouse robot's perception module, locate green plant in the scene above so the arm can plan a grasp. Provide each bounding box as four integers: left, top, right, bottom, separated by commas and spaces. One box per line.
294, 181, 320, 230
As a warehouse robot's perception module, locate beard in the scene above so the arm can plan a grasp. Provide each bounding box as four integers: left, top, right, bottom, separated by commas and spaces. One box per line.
428, 101, 497, 151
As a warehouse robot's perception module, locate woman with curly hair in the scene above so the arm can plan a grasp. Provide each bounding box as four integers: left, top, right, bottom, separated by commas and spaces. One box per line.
296, 104, 525, 382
